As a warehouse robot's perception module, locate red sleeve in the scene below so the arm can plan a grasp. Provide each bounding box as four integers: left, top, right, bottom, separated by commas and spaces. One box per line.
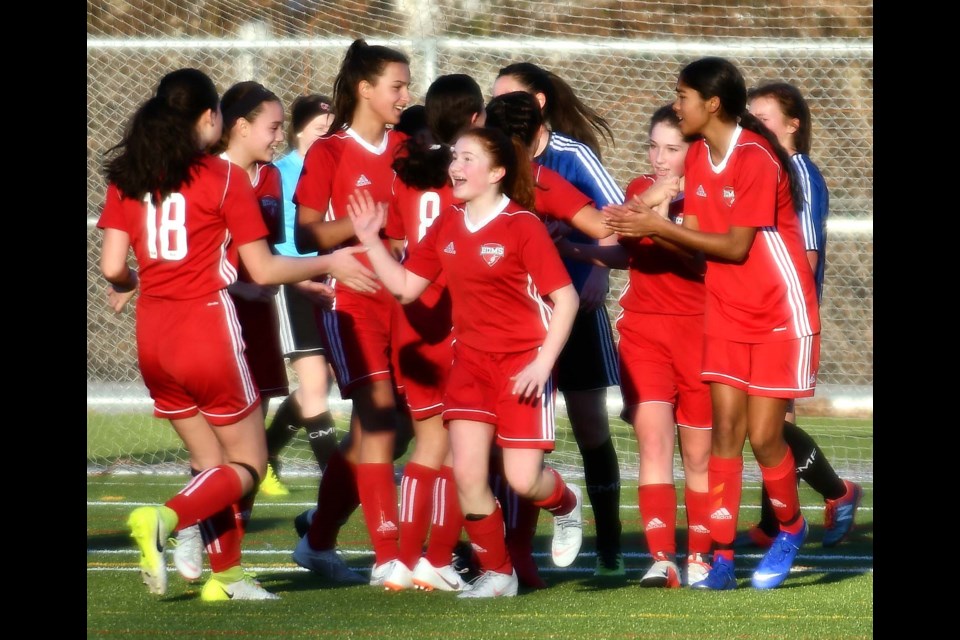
533, 164, 593, 222
224, 163, 269, 246
517, 213, 572, 296
730, 146, 779, 228
97, 183, 130, 232
293, 138, 335, 212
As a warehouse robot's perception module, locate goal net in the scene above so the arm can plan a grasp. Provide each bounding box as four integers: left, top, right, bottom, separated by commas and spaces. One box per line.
87, 0, 873, 482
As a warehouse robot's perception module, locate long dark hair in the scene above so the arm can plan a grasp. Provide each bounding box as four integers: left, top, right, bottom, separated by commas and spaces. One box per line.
460, 127, 535, 210
483, 90, 544, 151
497, 61, 615, 159
103, 68, 219, 200
679, 57, 802, 207
210, 81, 281, 154
393, 74, 484, 190
747, 81, 812, 155
329, 38, 409, 134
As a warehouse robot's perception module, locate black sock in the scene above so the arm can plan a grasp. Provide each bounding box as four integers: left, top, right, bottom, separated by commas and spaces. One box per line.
304, 411, 337, 472
783, 420, 846, 501
265, 394, 303, 475
579, 437, 622, 555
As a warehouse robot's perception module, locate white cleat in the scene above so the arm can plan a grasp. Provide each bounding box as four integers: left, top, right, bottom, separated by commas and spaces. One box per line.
171, 524, 204, 581
551, 484, 583, 567
383, 560, 415, 591
457, 569, 519, 599
412, 557, 468, 592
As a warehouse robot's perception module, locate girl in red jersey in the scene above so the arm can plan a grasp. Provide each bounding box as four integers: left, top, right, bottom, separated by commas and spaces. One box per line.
604, 58, 821, 590
379, 74, 486, 592
492, 63, 625, 580
557, 105, 714, 588
292, 39, 415, 586
97, 68, 378, 601
347, 127, 584, 599
166, 80, 293, 584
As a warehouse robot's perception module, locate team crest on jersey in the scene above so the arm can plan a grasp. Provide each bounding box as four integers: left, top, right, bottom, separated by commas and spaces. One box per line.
480, 243, 505, 266
722, 186, 735, 207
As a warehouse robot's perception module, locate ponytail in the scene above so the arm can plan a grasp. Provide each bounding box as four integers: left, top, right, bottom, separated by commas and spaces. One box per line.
329, 38, 409, 134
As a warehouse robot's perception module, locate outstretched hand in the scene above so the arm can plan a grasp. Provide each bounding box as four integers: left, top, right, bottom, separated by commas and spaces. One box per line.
602, 201, 665, 238
346, 189, 387, 246
327, 245, 381, 293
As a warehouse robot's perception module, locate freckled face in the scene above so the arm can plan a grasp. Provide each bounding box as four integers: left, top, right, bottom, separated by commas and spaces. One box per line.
448, 135, 500, 201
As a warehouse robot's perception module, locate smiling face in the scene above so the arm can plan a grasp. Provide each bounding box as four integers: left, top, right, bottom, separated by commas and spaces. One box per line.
647, 121, 689, 179
673, 80, 710, 138
362, 61, 411, 126
237, 99, 284, 163
448, 134, 504, 202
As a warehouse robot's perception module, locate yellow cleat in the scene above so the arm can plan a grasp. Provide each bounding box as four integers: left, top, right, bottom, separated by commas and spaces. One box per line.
259, 463, 290, 496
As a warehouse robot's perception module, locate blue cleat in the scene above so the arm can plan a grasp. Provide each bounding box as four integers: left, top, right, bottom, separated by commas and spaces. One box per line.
751, 519, 809, 589
690, 555, 737, 590
822, 481, 863, 547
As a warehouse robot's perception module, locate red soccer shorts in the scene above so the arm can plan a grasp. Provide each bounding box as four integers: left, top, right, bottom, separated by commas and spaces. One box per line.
442, 342, 557, 451
136, 291, 261, 426
391, 290, 454, 421
701, 333, 820, 398
617, 312, 711, 429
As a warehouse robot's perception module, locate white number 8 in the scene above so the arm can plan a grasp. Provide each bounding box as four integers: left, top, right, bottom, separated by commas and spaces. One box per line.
145, 193, 188, 260
417, 191, 441, 241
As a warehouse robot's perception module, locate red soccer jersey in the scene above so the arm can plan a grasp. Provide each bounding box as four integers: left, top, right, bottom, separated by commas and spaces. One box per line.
402, 196, 572, 353
226, 160, 284, 280
294, 127, 407, 269
618, 175, 705, 316
97, 155, 267, 300
531, 163, 592, 223
386, 178, 455, 308
684, 127, 820, 341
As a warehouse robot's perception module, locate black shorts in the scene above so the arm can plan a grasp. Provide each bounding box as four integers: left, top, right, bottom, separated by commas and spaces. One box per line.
555, 306, 620, 392
274, 284, 326, 361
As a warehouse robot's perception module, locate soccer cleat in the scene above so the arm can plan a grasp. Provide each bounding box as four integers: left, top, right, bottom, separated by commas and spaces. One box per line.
456, 569, 519, 599
200, 571, 280, 601
684, 553, 712, 587
383, 560, 414, 591
370, 559, 402, 587
171, 524, 204, 581
128, 506, 173, 595
751, 519, 809, 589
551, 484, 583, 567
691, 555, 737, 590
735, 524, 776, 549
412, 557, 468, 592
594, 551, 626, 577
292, 535, 367, 584
294, 507, 317, 538
259, 463, 290, 497
822, 480, 863, 547
639, 553, 681, 588
451, 540, 480, 582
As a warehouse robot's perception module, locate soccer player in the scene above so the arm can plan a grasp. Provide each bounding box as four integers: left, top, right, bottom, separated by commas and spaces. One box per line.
168, 80, 291, 583
378, 74, 485, 592
604, 57, 821, 590
347, 127, 584, 599
492, 63, 624, 579
557, 104, 714, 588
291, 38, 414, 586
97, 68, 379, 600
261, 94, 339, 497
742, 81, 862, 548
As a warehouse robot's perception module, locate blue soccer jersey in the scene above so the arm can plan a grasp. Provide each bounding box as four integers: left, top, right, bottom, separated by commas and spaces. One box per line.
536, 131, 624, 291
792, 153, 829, 301
273, 150, 317, 257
